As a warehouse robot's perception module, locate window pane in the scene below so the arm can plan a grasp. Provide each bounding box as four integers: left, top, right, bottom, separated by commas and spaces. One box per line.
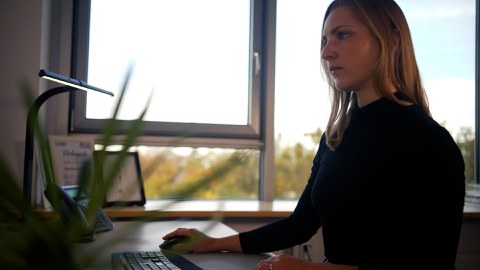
135, 146, 259, 199
274, 1, 331, 200
274, 0, 476, 199
86, 0, 251, 125
396, 0, 476, 183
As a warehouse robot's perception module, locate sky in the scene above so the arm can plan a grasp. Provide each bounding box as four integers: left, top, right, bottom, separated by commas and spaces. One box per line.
85, 0, 476, 147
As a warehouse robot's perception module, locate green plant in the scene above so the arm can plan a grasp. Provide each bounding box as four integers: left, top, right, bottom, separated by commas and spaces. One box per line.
0, 69, 250, 269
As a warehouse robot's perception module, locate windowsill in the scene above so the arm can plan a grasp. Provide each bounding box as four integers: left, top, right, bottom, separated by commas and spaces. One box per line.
33, 199, 480, 219
463, 203, 480, 218
104, 199, 296, 219
465, 184, 480, 218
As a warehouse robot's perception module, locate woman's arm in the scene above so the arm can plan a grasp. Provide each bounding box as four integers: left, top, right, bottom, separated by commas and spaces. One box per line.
239, 137, 327, 253
163, 229, 360, 270
161, 135, 328, 254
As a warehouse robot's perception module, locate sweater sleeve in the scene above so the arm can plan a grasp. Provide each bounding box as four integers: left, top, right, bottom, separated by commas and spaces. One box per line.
408, 124, 465, 268
239, 135, 326, 253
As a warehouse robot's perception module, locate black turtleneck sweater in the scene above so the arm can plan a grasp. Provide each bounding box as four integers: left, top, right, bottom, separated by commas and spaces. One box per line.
239, 97, 465, 269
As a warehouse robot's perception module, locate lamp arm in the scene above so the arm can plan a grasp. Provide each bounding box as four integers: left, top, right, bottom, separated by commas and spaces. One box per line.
23, 86, 73, 204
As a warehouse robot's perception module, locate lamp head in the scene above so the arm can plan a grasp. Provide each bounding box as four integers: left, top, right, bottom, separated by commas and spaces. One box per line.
39, 69, 114, 96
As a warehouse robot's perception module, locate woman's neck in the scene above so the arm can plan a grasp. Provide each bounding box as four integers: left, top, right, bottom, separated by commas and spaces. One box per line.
355, 83, 396, 108
355, 90, 383, 108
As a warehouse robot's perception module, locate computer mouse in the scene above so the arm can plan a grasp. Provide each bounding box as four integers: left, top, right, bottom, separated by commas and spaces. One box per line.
159, 236, 190, 250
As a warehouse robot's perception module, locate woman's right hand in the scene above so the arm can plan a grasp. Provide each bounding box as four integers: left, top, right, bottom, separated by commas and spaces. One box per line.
161, 228, 214, 253
161, 228, 242, 253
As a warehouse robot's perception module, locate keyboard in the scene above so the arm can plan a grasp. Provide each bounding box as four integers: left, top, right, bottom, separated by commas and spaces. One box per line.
111, 251, 202, 270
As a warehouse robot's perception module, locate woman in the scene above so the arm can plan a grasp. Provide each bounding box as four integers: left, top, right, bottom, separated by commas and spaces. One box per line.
162, 0, 465, 269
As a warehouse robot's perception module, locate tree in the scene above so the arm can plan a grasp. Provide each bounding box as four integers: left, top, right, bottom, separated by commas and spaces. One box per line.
456, 127, 474, 183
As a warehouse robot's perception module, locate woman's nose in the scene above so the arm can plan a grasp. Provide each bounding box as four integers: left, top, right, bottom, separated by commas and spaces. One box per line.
321, 41, 335, 61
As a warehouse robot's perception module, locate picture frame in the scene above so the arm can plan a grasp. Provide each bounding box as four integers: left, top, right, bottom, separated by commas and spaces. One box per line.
49, 135, 95, 187
94, 151, 146, 207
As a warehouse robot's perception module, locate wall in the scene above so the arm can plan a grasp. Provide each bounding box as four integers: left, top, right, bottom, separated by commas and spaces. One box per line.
0, 0, 43, 186
457, 218, 480, 270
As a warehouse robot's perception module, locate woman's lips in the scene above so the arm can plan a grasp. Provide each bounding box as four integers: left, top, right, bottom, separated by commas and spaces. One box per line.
329, 66, 342, 76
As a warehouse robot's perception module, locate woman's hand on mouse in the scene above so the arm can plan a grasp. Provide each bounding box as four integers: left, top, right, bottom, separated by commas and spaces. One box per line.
162, 228, 215, 253
162, 228, 243, 253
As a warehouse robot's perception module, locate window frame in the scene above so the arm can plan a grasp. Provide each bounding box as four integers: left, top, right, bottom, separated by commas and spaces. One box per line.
70, 0, 265, 140
475, 0, 480, 183
66, 0, 277, 201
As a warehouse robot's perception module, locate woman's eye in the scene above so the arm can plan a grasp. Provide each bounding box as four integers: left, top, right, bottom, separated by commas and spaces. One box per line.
337, 32, 349, 40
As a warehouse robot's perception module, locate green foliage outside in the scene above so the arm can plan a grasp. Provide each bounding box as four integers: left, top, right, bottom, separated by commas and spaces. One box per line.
142, 148, 260, 199
456, 126, 475, 184
140, 128, 323, 200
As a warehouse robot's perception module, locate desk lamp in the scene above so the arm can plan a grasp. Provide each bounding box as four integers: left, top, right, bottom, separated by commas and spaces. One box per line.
23, 69, 114, 205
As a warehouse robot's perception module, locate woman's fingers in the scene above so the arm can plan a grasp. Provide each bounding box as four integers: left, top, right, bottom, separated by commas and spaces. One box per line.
162, 228, 199, 240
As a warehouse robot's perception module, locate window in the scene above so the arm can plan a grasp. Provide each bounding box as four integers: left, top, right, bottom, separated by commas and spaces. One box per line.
398, 0, 476, 184
273, 0, 477, 200
71, 0, 264, 139
69, 0, 478, 201
71, 0, 272, 200
274, 1, 330, 199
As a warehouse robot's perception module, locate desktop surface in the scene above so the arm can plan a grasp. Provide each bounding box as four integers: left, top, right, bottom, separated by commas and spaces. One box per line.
76, 220, 270, 270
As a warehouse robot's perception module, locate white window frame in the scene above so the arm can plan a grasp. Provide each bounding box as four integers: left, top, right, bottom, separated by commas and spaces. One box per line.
62, 0, 278, 201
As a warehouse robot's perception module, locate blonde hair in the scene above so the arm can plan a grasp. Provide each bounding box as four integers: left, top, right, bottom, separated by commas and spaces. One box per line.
321, 0, 430, 150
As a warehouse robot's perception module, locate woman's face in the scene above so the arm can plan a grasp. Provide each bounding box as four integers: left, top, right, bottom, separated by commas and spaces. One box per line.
321, 5, 381, 96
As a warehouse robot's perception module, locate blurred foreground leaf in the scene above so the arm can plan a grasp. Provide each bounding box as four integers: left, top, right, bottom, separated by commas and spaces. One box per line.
0, 69, 249, 269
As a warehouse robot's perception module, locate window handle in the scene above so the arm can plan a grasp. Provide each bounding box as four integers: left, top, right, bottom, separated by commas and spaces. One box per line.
253, 51, 261, 75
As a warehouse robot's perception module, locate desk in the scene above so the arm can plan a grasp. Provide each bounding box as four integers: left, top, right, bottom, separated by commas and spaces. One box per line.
76, 220, 270, 270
